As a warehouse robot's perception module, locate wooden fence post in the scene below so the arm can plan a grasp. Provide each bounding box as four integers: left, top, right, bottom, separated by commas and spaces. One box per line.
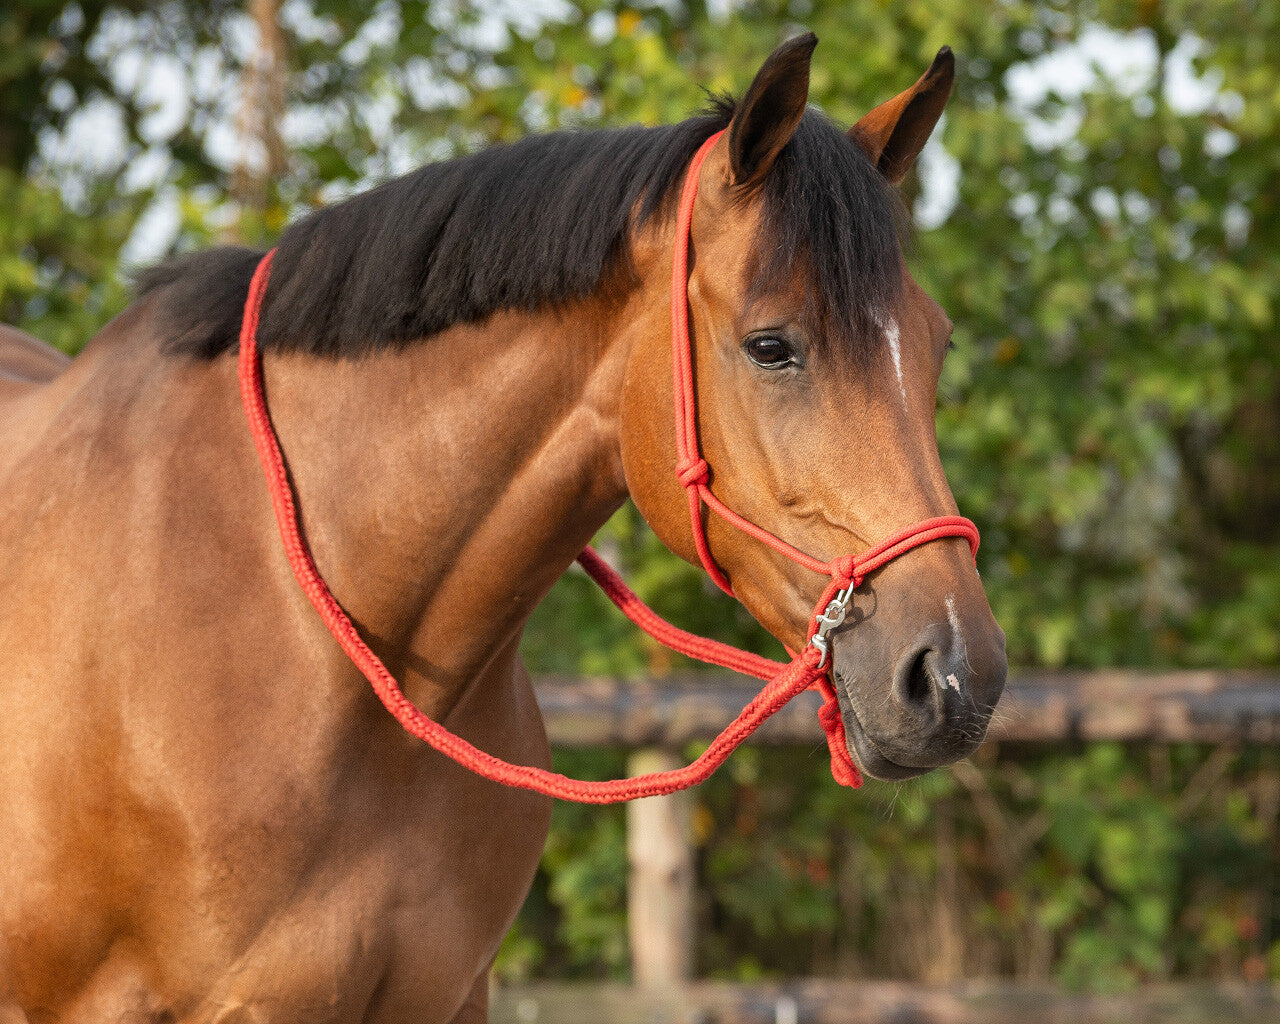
626, 748, 695, 987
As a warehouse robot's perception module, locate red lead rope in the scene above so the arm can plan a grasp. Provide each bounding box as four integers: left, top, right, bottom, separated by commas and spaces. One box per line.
237, 130, 980, 802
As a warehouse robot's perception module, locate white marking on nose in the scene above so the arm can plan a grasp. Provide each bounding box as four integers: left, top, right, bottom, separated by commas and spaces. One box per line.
880, 314, 908, 410
944, 595, 966, 694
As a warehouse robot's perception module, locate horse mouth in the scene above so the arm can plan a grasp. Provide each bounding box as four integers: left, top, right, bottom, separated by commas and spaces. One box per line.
832, 676, 934, 782
840, 709, 933, 781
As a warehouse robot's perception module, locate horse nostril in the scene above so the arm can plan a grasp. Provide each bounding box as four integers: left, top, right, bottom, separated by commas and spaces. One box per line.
893, 645, 935, 710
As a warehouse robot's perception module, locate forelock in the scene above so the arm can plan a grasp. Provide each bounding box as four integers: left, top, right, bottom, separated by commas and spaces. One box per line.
746, 108, 906, 364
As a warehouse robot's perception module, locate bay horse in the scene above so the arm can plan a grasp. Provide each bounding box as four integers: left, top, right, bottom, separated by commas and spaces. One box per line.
0, 34, 1006, 1023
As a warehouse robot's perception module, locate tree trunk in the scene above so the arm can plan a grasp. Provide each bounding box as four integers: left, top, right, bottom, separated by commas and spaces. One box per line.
232, 0, 286, 220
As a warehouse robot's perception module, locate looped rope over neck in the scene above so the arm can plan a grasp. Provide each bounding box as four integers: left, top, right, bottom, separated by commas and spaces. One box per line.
235, 127, 980, 802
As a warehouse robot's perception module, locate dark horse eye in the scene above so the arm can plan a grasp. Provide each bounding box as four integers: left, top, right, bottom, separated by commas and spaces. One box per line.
744, 335, 793, 369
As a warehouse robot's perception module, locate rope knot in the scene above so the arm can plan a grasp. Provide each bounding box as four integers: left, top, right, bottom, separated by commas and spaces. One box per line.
816, 693, 843, 731
676, 457, 710, 488
830, 554, 858, 586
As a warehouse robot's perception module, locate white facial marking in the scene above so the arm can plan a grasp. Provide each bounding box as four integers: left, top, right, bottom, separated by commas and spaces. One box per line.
944, 595, 966, 694
881, 314, 908, 410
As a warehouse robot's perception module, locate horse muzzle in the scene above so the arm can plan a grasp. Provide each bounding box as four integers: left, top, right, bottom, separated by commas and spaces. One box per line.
831, 616, 1007, 781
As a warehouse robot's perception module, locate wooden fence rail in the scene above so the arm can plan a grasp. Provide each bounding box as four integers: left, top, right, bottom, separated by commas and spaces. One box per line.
491, 979, 1280, 1024
528, 669, 1280, 991
533, 669, 1280, 746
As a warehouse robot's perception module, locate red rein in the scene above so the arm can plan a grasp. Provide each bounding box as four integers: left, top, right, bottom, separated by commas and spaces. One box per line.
237, 129, 979, 802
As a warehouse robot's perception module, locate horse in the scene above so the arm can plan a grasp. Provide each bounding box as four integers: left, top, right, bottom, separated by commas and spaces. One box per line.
0, 33, 1006, 1023
0, 325, 70, 390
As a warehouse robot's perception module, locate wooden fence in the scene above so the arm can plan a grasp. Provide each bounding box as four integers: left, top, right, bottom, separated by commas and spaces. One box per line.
533, 669, 1280, 748
523, 669, 1280, 993
491, 979, 1280, 1024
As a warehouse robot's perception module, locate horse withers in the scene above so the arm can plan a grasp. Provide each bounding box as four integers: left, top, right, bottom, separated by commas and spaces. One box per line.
0, 34, 1005, 1024
0, 325, 69, 388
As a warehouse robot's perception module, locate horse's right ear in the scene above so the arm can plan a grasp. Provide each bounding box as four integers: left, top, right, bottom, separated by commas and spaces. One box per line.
848, 47, 954, 185
726, 32, 817, 189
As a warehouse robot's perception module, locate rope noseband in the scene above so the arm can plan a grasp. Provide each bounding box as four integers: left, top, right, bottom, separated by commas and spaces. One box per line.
236, 129, 979, 802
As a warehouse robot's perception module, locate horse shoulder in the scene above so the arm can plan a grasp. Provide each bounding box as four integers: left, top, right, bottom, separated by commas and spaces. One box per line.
0, 289, 552, 1021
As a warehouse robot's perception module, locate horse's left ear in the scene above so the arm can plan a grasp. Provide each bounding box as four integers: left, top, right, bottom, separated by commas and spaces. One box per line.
848, 47, 954, 185
727, 32, 817, 188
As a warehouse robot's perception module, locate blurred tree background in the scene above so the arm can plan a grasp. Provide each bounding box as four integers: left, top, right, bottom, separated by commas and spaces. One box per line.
4, 0, 1276, 993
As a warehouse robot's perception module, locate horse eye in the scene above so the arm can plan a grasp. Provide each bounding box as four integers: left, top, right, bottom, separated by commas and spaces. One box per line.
744, 335, 793, 369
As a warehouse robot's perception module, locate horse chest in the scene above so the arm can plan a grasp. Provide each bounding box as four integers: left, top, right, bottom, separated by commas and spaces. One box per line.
179, 725, 550, 1022
0, 612, 550, 1023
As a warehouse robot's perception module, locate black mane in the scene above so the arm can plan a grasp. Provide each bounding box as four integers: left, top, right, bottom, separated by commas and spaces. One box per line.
139, 102, 903, 360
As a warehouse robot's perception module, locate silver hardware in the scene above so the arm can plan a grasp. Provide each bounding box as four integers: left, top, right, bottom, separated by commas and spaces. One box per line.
809, 582, 856, 669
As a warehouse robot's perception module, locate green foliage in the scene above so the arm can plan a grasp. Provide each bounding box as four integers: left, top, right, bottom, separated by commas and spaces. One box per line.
523, 504, 783, 676
0, 1, 150, 173
506, 0, 1279, 671
496, 749, 632, 980
499, 744, 1280, 989
0, 170, 139, 353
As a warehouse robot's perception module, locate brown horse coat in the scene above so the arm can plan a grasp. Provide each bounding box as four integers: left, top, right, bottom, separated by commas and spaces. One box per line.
0, 326, 70, 386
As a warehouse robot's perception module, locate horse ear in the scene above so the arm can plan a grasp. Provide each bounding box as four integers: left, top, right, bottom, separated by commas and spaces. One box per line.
848, 47, 954, 185
727, 32, 817, 188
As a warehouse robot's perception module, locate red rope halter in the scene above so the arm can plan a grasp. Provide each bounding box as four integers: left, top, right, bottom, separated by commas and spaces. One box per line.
236, 129, 979, 802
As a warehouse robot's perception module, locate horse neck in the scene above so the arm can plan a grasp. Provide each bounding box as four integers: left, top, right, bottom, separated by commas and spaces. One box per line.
258, 294, 646, 713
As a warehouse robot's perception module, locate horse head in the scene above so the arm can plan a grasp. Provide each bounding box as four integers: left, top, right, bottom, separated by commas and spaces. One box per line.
621, 35, 1007, 781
